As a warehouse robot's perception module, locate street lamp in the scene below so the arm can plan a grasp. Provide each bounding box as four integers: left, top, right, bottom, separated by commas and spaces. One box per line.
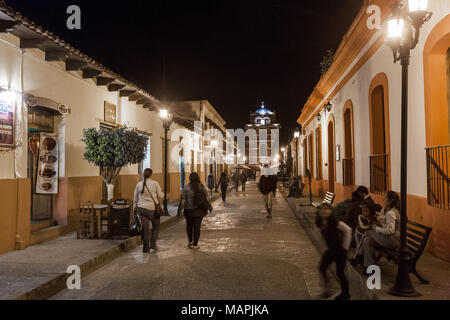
160, 108, 172, 215
386, 0, 432, 297
294, 130, 300, 194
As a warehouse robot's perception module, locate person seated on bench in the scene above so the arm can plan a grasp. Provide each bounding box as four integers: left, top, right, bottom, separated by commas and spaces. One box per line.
345, 186, 382, 232
350, 202, 377, 266
357, 191, 400, 274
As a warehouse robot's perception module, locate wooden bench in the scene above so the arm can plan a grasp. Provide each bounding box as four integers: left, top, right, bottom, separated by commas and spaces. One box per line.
375, 220, 432, 284
312, 192, 335, 208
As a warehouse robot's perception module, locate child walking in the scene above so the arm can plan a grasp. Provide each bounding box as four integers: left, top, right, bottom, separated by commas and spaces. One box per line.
316, 203, 352, 300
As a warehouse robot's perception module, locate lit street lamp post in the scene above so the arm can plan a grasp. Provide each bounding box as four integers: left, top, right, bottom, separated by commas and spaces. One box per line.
294, 130, 300, 197
160, 109, 172, 215
386, 0, 432, 297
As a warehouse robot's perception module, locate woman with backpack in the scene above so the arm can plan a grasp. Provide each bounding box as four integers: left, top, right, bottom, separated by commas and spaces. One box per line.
133, 168, 164, 253
181, 172, 213, 249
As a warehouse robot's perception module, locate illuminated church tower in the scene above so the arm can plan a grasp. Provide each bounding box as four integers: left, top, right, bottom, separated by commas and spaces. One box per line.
245, 102, 281, 165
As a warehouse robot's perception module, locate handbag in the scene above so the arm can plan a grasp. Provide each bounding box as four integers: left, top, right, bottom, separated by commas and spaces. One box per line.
129, 209, 142, 237
145, 183, 165, 217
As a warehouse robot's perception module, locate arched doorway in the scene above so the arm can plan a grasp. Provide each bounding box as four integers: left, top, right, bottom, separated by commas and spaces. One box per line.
302, 139, 307, 177
343, 101, 354, 186
316, 126, 323, 180
308, 132, 314, 178
369, 73, 391, 194
423, 14, 450, 208
327, 117, 335, 193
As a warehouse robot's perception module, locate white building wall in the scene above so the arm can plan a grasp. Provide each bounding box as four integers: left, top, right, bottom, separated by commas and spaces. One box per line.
0, 34, 22, 179
0, 32, 166, 180
300, 1, 450, 199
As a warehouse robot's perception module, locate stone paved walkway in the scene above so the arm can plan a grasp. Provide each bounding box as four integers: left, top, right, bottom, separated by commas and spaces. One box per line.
52, 182, 337, 300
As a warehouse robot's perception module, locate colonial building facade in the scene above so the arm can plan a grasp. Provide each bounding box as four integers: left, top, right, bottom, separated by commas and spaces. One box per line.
0, 3, 228, 255
245, 102, 281, 165
294, 0, 450, 262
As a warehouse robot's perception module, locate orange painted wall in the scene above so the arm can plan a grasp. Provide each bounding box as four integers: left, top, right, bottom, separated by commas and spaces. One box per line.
0, 179, 31, 254
423, 14, 450, 147
0, 172, 188, 255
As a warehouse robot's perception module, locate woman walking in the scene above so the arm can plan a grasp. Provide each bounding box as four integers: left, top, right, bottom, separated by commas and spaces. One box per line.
217, 172, 230, 202
133, 168, 164, 253
181, 172, 212, 249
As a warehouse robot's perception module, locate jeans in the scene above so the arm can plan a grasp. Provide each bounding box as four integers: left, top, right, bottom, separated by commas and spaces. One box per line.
362, 230, 400, 267
138, 207, 160, 252
241, 181, 246, 191
319, 249, 349, 295
354, 229, 365, 254
221, 186, 227, 201
185, 214, 204, 246
263, 193, 274, 214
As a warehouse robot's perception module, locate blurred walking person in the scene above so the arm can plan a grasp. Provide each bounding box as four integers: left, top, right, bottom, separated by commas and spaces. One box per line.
259, 164, 277, 219
217, 172, 230, 202
180, 172, 212, 249
133, 168, 164, 253
240, 171, 248, 191
316, 204, 352, 300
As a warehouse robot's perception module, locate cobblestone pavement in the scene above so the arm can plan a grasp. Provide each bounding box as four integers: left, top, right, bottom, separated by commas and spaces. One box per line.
53, 182, 338, 300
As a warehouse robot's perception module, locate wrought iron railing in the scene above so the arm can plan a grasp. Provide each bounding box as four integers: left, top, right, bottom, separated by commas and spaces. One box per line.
426, 145, 450, 209
370, 154, 388, 194
342, 158, 354, 186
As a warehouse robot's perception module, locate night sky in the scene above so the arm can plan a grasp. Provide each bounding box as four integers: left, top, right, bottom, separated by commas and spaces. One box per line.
6, 0, 362, 144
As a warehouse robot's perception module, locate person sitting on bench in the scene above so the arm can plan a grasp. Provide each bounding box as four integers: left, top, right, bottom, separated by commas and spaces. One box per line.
357, 191, 400, 274
345, 186, 382, 232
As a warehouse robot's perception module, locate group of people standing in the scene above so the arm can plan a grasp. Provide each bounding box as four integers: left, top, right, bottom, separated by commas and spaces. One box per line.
316, 185, 401, 300
133, 169, 213, 252
216, 171, 251, 202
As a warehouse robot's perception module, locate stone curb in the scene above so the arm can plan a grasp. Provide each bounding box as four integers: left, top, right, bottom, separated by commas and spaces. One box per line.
13, 215, 182, 300
279, 186, 378, 300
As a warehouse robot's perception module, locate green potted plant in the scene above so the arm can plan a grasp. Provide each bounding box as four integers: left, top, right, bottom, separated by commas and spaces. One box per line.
82, 126, 149, 201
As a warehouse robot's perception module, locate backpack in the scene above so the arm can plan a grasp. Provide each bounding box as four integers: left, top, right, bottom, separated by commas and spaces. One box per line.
193, 184, 211, 213
259, 176, 272, 195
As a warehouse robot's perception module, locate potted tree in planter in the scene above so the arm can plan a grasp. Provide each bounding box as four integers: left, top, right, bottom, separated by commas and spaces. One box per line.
82, 126, 149, 201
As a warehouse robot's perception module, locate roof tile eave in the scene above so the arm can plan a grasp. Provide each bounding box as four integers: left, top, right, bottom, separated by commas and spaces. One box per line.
0, 2, 161, 106
298, 0, 392, 126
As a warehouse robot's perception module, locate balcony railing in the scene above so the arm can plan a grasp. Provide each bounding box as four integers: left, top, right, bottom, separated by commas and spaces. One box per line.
342, 158, 354, 186
426, 145, 450, 209
370, 154, 388, 194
